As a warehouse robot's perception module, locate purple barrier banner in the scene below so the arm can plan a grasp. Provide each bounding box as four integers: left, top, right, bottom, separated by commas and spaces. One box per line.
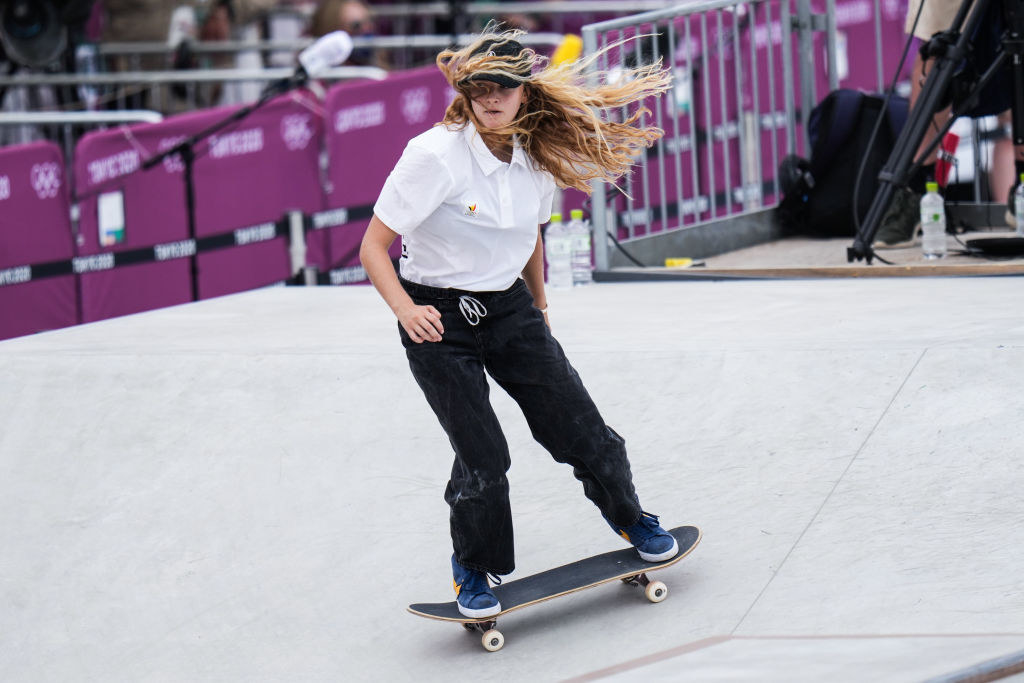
75, 122, 191, 323
0, 141, 77, 340
832, 0, 912, 92
74, 90, 324, 322
318, 66, 452, 284
192, 91, 324, 297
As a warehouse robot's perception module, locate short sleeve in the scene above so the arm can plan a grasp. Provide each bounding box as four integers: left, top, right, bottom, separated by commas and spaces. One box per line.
536, 172, 556, 224
373, 143, 454, 235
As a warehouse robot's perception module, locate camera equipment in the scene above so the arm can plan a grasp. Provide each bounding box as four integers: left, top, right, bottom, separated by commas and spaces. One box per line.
0, 0, 94, 69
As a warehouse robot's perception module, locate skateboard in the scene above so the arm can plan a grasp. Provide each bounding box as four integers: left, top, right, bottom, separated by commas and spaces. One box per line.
408, 525, 701, 651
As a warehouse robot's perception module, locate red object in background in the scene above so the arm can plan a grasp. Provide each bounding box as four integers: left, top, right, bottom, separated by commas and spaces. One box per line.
935, 132, 959, 187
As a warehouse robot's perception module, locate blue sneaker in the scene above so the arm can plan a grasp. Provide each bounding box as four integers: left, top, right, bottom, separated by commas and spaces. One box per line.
607, 511, 678, 562
451, 555, 501, 618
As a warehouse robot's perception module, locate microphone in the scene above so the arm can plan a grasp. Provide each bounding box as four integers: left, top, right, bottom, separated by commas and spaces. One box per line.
298, 30, 354, 78
263, 30, 354, 96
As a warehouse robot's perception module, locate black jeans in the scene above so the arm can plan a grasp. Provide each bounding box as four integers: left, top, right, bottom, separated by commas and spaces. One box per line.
398, 276, 642, 575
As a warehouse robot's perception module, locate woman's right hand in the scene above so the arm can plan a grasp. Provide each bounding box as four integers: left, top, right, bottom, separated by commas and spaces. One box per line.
396, 302, 444, 343
361, 215, 445, 344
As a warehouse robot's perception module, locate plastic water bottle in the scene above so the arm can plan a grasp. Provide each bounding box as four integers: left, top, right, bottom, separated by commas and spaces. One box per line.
920, 181, 947, 259
567, 209, 593, 286
544, 213, 573, 288
1014, 173, 1024, 237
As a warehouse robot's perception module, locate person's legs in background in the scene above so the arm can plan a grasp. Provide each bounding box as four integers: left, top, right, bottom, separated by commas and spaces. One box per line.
991, 111, 1024, 229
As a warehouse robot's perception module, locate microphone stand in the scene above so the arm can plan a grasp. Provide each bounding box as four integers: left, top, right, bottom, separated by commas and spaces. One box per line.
140, 78, 302, 300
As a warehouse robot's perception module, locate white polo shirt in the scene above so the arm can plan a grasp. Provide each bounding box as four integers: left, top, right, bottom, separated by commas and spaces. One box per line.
373, 121, 556, 291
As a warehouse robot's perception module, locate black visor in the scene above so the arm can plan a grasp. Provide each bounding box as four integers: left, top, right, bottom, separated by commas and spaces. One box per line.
461, 39, 531, 89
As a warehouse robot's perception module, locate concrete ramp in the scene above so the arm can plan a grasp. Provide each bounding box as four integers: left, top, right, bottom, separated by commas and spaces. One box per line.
1, 277, 1023, 681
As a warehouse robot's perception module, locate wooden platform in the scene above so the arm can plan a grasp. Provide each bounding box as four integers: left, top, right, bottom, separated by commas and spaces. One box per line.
603, 232, 1024, 280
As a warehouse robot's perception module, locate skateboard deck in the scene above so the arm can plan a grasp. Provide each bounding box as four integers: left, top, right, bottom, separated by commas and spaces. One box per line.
408, 525, 701, 651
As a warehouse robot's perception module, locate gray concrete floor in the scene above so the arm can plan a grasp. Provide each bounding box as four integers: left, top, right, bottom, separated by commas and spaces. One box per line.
2, 275, 1023, 682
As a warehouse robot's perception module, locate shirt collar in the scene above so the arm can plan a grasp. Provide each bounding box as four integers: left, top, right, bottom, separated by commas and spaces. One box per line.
464, 121, 528, 175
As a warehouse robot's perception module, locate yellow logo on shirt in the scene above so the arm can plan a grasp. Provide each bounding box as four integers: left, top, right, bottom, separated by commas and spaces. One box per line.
464, 203, 478, 217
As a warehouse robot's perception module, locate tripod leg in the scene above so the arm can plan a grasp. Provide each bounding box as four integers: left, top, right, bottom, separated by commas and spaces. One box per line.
848, 0, 991, 263
1005, 1, 1024, 146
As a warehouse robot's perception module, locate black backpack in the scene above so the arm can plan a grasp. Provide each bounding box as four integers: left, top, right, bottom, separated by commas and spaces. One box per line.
777, 89, 909, 237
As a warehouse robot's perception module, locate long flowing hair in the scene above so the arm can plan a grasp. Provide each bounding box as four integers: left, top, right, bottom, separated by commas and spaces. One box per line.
436, 26, 672, 193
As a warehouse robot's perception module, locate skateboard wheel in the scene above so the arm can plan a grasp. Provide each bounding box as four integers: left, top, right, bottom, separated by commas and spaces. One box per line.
481, 628, 504, 652
645, 581, 668, 603
463, 623, 477, 633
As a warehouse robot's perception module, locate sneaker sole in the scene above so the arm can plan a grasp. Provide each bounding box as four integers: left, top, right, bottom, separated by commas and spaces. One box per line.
638, 536, 679, 562
457, 601, 502, 619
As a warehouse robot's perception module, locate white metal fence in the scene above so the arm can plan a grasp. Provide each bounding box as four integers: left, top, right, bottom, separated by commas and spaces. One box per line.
0, 65, 386, 121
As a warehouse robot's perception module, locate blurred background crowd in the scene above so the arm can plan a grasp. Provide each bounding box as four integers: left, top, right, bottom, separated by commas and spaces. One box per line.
0, 0, 639, 135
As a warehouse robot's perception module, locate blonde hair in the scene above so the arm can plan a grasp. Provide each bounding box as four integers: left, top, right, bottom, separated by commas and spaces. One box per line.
436, 26, 672, 193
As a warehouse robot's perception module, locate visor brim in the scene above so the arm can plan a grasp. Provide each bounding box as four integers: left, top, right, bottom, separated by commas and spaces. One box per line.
462, 73, 525, 89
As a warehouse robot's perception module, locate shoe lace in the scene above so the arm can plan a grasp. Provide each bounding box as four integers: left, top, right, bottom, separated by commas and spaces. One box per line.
639, 511, 660, 527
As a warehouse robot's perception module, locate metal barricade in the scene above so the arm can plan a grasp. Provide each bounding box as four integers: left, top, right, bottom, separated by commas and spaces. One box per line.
0, 65, 387, 118
0, 110, 164, 195
579, 0, 934, 270
374, 1, 686, 41
94, 34, 565, 68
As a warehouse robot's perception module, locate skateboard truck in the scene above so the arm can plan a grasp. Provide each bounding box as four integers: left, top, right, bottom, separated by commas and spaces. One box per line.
620, 572, 669, 603
460, 620, 504, 652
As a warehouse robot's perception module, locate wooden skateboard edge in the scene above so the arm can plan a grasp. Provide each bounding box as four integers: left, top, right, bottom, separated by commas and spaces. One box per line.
407, 525, 702, 624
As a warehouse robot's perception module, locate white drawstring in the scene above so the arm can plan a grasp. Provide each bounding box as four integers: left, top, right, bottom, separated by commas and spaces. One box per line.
458, 295, 487, 326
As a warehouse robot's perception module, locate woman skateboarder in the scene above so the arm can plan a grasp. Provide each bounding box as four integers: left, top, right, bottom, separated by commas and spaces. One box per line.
359, 25, 678, 618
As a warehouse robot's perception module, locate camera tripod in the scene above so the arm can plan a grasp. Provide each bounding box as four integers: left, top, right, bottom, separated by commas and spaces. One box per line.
847, 0, 1024, 264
